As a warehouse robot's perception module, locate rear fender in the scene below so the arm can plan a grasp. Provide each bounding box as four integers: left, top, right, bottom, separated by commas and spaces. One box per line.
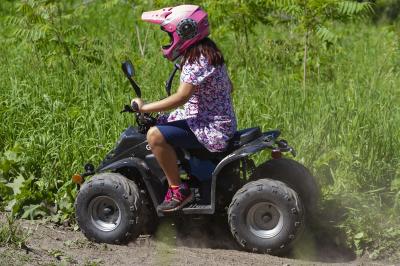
250, 158, 319, 217
209, 136, 275, 213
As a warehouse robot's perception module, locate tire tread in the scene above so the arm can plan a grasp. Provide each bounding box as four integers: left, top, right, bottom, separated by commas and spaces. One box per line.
228, 178, 304, 255
75, 172, 142, 244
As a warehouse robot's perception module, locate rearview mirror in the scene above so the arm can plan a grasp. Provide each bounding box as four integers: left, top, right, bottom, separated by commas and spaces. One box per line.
122, 60, 135, 78
121, 60, 141, 98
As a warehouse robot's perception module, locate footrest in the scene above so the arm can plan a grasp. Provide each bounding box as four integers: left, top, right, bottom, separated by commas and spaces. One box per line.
156, 203, 214, 216
182, 204, 212, 214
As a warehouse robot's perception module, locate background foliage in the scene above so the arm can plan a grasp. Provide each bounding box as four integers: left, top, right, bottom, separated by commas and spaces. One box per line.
0, 0, 399, 261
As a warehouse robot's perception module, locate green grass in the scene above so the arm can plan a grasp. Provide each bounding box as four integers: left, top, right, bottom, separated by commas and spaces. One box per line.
0, 214, 29, 248
0, 1, 399, 260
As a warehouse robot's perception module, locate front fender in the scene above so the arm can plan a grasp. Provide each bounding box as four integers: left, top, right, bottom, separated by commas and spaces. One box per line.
97, 157, 162, 212
98, 157, 150, 176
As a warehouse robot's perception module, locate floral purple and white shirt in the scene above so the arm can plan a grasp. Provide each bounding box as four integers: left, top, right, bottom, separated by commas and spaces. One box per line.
158, 55, 237, 152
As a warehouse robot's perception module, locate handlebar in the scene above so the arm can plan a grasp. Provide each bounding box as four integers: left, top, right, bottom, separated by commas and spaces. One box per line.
120, 104, 134, 113
120, 102, 143, 121
120, 103, 157, 134
119, 102, 139, 114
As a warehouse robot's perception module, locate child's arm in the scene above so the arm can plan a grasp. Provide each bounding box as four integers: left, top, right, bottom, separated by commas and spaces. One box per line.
135, 82, 196, 113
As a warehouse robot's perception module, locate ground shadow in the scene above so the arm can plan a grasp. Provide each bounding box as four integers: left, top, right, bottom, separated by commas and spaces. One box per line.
152, 204, 356, 263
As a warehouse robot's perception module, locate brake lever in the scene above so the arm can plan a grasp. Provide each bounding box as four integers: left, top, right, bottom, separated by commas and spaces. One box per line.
120, 104, 133, 113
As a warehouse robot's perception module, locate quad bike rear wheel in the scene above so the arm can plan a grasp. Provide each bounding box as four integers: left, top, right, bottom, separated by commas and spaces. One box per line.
75, 173, 143, 244
228, 178, 304, 255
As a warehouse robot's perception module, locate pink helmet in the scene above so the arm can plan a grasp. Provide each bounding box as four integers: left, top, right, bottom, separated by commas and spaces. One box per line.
141, 5, 210, 61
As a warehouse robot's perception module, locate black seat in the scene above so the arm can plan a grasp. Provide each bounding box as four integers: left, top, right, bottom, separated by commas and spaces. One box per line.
229, 127, 262, 148
186, 127, 262, 160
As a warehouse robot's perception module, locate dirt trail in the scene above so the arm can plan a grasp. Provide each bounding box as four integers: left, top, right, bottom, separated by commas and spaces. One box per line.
0, 215, 390, 266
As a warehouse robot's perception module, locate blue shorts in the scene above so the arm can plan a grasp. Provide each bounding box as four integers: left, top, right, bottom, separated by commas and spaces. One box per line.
156, 120, 203, 149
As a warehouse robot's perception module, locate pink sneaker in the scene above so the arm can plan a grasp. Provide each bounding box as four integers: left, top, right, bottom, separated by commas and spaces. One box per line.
157, 183, 193, 212
164, 186, 173, 202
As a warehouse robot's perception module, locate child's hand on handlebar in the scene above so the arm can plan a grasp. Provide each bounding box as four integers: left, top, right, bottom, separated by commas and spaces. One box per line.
131, 98, 144, 112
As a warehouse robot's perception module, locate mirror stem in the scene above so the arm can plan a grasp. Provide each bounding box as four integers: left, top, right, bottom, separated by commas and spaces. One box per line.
165, 63, 180, 96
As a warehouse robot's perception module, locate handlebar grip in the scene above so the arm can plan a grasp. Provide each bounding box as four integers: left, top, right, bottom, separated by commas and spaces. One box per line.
131, 101, 139, 112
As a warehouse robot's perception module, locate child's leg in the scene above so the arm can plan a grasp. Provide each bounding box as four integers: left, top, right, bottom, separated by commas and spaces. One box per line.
146, 126, 181, 186
146, 120, 202, 212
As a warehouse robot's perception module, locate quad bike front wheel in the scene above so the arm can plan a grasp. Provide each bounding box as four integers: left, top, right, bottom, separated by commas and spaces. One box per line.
75, 172, 143, 244
228, 178, 304, 255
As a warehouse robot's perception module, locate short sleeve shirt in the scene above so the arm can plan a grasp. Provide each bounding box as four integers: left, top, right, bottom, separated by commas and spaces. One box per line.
162, 56, 237, 152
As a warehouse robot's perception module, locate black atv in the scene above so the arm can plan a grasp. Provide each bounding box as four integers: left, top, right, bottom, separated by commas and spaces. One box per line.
73, 61, 319, 255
